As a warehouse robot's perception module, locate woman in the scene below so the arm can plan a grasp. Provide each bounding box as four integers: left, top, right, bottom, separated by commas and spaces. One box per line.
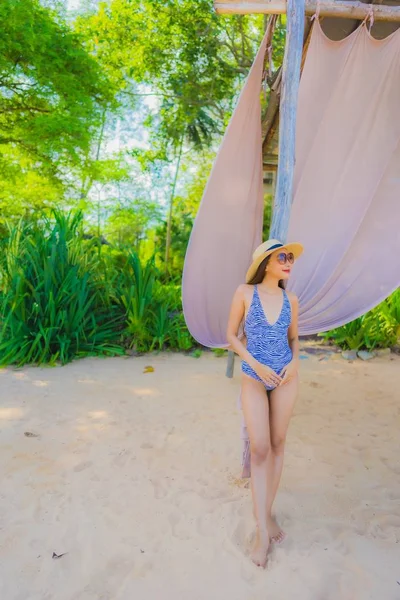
226, 238, 303, 568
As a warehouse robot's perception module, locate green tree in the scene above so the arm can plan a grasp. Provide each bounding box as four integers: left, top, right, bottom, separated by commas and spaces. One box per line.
0, 0, 114, 184
79, 0, 267, 147
104, 198, 162, 250
77, 1, 275, 270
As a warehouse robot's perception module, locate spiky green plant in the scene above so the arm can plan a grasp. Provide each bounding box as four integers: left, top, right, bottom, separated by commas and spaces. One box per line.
320, 289, 400, 350
0, 211, 124, 365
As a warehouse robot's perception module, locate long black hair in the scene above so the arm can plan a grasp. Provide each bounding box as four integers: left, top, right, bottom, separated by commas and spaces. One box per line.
247, 254, 286, 289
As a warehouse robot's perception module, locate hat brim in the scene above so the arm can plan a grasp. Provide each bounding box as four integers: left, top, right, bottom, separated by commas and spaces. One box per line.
245, 242, 304, 284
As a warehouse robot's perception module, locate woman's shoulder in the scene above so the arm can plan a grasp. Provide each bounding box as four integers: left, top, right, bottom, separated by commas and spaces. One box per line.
234, 283, 254, 300
286, 291, 299, 306
236, 283, 254, 294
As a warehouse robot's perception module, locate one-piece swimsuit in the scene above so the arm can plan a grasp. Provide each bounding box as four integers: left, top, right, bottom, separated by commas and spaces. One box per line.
241, 285, 292, 390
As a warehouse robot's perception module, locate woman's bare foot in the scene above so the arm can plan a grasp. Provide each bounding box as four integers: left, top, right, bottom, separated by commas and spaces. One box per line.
251, 530, 270, 568
267, 515, 286, 544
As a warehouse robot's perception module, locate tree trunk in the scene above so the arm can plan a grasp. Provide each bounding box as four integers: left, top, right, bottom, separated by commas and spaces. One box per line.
165, 136, 184, 273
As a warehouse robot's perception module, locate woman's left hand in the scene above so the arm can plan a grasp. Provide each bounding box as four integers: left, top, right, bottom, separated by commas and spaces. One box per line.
279, 360, 299, 385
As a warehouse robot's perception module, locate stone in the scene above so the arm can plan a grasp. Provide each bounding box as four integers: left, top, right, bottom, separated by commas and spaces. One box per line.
357, 351, 376, 361
375, 348, 392, 357
302, 346, 333, 355
341, 350, 358, 361
331, 353, 342, 360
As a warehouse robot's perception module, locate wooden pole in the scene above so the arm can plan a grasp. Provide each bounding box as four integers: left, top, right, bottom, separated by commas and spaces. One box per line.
165, 136, 183, 273
270, 0, 305, 242
215, 0, 400, 22
226, 350, 235, 378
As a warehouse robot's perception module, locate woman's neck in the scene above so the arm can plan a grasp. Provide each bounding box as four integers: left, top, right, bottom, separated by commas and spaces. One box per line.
259, 274, 281, 294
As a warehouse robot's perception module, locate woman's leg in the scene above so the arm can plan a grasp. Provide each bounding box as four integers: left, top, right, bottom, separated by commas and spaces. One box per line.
241, 374, 271, 567
266, 375, 298, 542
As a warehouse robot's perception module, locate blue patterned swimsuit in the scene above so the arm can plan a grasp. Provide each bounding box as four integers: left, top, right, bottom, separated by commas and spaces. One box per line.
241, 285, 292, 390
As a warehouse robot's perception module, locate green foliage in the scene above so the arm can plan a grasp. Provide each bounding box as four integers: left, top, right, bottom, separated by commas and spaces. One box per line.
79, 0, 268, 153
0, 211, 124, 366
111, 250, 157, 351
104, 200, 162, 250
0, 0, 114, 183
320, 290, 400, 350
263, 193, 273, 238
212, 348, 228, 357
113, 257, 196, 352
0, 210, 197, 366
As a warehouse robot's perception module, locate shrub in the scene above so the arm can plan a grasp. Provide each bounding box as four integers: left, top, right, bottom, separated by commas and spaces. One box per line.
0, 212, 124, 366
320, 289, 400, 350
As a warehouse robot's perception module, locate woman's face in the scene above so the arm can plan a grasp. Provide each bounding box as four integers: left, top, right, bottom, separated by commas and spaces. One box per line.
266, 249, 295, 281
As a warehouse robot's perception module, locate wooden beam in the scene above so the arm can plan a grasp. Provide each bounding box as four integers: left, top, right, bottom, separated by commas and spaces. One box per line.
270, 0, 305, 242
215, 1, 400, 22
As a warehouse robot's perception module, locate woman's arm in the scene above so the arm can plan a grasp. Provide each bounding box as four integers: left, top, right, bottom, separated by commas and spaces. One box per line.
226, 285, 258, 366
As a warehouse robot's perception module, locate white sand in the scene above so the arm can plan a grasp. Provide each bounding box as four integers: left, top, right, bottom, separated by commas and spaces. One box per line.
0, 351, 399, 600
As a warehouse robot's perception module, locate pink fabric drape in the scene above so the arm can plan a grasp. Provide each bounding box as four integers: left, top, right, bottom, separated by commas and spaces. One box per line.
183, 21, 400, 346
287, 20, 400, 332
181, 31, 268, 348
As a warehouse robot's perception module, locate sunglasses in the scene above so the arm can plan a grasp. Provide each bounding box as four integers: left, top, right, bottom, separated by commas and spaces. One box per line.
276, 251, 295, 265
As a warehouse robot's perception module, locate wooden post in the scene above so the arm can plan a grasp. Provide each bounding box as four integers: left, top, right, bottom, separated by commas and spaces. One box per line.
215, 0, 400, 22
226, 350, 235, 378
270, 0, 305, 242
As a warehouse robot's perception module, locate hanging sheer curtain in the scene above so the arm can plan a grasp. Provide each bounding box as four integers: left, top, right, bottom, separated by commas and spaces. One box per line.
181, 30, 268, 348
183, 20, 400, 346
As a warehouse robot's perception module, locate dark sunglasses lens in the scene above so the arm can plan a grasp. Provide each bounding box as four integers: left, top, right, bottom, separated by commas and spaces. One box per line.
277, 252, 294, 265
277, 252, 286, 265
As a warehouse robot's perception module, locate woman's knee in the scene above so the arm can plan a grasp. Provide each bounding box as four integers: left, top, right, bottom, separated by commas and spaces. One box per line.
251, 439, 271, 464
270, 433, 286, 455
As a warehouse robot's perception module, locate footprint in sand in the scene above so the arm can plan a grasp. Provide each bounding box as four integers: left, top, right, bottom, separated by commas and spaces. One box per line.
367, 514, 400, 542
231, 517, 249, 550
381, 456, 400, 475
112, 449, 132, 468
73, 460, 93, 472
168, 510, 192, 540
132, 559, 154, 579
228, 502, 255, 552
149, 477, 170, 500
309, 381, 323, 388
195, 512, 215, 537
195, 501, 226, 537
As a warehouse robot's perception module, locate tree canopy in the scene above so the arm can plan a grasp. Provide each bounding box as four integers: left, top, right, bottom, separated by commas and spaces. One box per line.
0, 0, 113, 185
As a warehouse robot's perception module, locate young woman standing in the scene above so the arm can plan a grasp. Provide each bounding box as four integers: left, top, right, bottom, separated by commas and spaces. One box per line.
226, 239, 303, 568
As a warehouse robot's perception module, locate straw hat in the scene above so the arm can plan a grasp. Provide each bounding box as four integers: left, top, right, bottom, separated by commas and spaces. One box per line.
245, 239, 304, 284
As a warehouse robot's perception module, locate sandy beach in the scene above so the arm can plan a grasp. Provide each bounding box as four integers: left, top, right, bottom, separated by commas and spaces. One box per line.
0, 350, 399, 600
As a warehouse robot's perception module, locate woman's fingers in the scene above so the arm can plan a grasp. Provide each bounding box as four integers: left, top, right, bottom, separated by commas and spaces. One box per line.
258, 366, 283, 388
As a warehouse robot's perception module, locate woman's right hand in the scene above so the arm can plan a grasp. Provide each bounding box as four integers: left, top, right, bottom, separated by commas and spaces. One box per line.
253, 362, 282, 388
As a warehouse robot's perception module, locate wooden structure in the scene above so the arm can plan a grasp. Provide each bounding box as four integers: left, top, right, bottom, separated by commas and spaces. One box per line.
223, 0, 400, 378
215, 0, 400, 21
